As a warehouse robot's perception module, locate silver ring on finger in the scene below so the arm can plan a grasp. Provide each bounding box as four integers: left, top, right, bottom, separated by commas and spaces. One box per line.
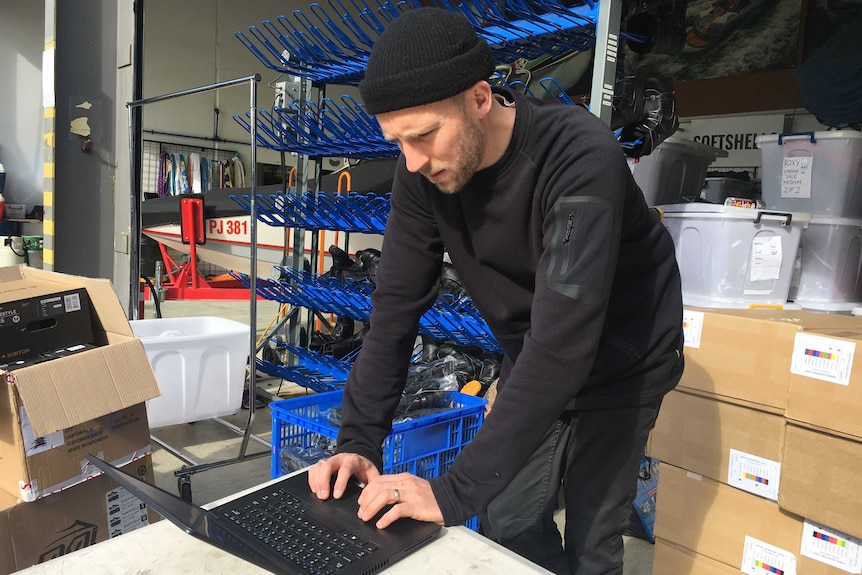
393, 489, 401, 503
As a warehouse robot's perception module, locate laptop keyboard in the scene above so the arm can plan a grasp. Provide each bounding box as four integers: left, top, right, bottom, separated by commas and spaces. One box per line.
222, 487, 379, 575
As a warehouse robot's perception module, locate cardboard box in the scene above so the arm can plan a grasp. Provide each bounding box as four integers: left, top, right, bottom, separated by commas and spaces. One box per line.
780, 423, 862, 539
681, 307, 862, 413
656, 463, 862, 574
786, 328, 862, 439
0, 456, 157, 575
0, 265, 160, 501
653, 539, 744, 574
651, 389, 785, 499
655, 463, 803, 570
0, 287, 95, 363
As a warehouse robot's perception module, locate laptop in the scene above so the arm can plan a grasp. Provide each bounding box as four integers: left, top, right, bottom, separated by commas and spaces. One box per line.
85, 454, 441, 575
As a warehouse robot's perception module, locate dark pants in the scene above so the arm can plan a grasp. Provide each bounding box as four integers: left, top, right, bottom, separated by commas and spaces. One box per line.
479, 399, 663, 575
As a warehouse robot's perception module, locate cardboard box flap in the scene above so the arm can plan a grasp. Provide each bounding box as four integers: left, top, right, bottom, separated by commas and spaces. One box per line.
0, 266, 72, 302
0, 265, 133, 338
687, 306, 862, 328
10, 338, 160, 437
654, 540, 742, 575
0, 489, 18, 513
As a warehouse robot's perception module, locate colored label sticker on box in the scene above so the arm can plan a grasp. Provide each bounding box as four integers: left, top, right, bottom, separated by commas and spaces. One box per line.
801, 520, 862, 574
728, 449, 781, 501
741, 536, 797, 575
790, 333, 855, 386
683, 310, 704, 349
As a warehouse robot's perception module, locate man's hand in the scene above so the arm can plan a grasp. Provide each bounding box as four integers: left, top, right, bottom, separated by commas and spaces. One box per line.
307, 453, 379, 500
357, 473, 444, 529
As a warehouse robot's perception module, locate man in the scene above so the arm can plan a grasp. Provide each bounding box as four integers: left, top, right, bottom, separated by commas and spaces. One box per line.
308, 8, 684, 574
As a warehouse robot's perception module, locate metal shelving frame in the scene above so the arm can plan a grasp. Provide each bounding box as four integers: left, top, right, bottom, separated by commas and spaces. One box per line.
127, 74, 271, 500
230, 0, 626, 393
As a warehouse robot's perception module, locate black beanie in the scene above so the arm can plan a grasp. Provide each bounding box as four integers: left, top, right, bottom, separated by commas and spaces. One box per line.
359, 8, 496, 115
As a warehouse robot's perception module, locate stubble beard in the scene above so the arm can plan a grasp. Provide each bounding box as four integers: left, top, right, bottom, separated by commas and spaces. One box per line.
427, 119, 485, 195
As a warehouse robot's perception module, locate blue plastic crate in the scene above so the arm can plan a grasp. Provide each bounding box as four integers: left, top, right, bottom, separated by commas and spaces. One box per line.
270, 389, 486, 530
632, 456, 659, 543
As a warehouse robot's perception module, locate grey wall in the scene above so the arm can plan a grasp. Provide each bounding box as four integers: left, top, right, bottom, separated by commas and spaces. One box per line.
0, 0, 45, 210
141, 0, 313, 168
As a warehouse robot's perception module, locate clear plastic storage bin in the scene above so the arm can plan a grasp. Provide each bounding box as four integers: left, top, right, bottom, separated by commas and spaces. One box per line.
629, 137, 727, 206
130, 316, 249, 428
791, 216, 862, 312
757, 131, 862, 217
660, 204, 810, 308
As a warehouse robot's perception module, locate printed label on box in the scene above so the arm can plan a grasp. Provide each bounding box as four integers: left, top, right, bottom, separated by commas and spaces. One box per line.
801, 520, 862, 574
104, 485, 149, 538
63, 292, 82, 312
728, 449, 781, 501
781, 155, 813, 199
790, 333, 855, 386
683, 310, 704, 348
748, 236, 783, 284
741, 535, 797, 575
20, 407, 65, 456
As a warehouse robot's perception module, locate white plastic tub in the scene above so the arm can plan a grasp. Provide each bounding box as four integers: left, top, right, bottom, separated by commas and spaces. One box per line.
757, 130, 862, 217
791, 216, 862, 312
660, 203, 810, 308
629, 137, 727, 206
131, 316, 249, 428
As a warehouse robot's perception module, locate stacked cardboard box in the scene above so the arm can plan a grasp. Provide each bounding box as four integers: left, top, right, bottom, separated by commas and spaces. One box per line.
0, 265, 162, 573
651, 307, 862, 574
0, 456, 159, 574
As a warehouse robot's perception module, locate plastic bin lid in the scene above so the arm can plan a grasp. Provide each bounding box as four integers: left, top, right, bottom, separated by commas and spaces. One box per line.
658, 136, 729, 160
808, 215, 862, 227
756, 130, 862, 146
658, 202, 812, 224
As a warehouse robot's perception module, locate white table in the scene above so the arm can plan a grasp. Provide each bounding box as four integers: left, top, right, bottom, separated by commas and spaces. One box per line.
15, 474, 553, 575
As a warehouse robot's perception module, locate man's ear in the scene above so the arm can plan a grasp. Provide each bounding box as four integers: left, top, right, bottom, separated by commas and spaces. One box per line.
468, 80, 494, 118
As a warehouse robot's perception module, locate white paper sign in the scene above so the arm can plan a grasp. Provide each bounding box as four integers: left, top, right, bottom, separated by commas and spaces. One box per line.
683, 310, 704, 348
749, 236, 783, 283
781, 155, 813, 199
801, 520, 862, 574
790, 333, 855, 386
104, 485, 150, 538
683, 114, 785, 168
728, 449, 781, 501
741, 536, 797, 575
20, 407, 65, 457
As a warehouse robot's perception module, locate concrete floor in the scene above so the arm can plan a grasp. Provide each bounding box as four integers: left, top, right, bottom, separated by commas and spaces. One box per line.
144, 298, 655, 574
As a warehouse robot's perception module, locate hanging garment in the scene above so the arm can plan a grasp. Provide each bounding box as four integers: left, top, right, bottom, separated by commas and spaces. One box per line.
168, 154, 179, 195
222, 159, 233, 188
200, 156, 210, 192
179, 154, 190, 194
189, 153, 202, 194
157, 152, 169, 197
231, 154, 246, 188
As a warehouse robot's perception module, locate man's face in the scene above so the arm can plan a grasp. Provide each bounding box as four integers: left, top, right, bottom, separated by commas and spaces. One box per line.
377, 96, 485, 194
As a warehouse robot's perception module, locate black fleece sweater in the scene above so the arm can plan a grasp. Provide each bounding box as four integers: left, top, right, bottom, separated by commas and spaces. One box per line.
335, 88, 684, 526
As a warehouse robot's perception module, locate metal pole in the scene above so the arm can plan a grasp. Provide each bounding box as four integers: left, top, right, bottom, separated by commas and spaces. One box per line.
239, 77, 259, 458
127, 75, 260, 108
128, 104, 141, 319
